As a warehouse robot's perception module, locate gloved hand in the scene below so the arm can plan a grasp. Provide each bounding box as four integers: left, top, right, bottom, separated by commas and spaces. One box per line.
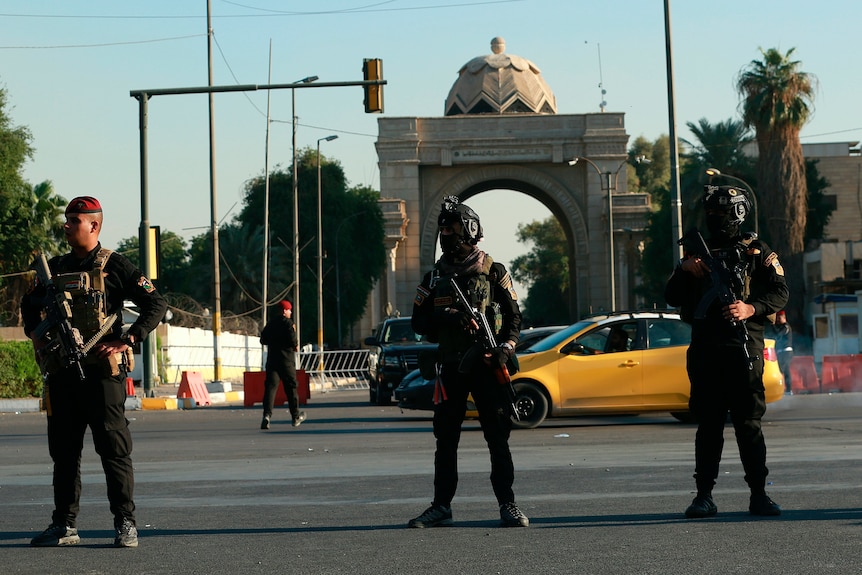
487, 344, 514, 369
439, 308, 475, 332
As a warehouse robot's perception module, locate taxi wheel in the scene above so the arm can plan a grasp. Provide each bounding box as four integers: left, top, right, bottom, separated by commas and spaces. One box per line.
511, 382, 548, 429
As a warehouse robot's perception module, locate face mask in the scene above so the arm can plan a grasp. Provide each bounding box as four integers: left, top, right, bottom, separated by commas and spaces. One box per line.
706, 213, 738, 240
440, 233, 462, 255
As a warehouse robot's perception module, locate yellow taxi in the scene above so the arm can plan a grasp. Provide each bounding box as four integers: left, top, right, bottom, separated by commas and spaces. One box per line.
503, 310, 785, 429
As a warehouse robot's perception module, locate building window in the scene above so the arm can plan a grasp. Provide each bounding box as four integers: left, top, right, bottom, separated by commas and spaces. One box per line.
839, 314, 859, 337
814, 316, 829, 339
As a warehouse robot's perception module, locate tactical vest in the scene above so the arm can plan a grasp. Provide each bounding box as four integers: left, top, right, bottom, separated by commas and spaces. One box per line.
54, 248, 113, 343
696, 234, 762, 320
432, 257, 501, 362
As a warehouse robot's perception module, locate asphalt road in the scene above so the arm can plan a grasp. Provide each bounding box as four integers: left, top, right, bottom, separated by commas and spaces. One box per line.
1, 390, 860, 575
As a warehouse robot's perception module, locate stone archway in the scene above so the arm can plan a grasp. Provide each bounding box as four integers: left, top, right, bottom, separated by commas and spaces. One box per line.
417, 165, 590, 316
358, 112, 650, 336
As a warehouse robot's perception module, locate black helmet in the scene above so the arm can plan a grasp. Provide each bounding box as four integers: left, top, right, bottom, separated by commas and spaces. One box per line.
438, 195, 483, 244
702, 184, 750, 237
703, 185, 750, 222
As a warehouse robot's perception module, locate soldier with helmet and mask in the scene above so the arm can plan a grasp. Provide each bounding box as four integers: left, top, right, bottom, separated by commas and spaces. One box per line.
408, 195, 527, 529
665, 185, 788, 519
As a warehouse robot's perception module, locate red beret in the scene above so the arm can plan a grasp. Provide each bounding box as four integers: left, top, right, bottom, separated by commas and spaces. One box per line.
279, 300, 292, 311
776, 310, 786, 317
66, 196, 102, 215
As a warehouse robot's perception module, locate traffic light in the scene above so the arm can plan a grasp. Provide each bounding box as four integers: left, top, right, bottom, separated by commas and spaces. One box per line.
363, 58, 383, 113
148, 226, 161, 280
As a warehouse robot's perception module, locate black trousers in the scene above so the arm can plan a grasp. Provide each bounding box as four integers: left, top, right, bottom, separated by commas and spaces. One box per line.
686, 345, 769, 494
431, 361, 515, 508
262, 362, 300, 418
44, 363, 135, 528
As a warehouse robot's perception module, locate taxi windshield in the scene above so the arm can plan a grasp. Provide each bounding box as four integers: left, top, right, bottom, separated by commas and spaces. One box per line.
521, 320, 594, 353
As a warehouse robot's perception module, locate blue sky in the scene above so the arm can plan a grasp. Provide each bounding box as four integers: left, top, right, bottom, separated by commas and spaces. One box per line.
2, 0, 860, 292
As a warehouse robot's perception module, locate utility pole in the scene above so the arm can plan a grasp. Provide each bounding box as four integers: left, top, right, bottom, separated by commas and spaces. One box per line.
206, 0, 224, 384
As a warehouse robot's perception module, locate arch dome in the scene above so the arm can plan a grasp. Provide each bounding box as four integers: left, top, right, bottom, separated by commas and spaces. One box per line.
444, 37, 557, 116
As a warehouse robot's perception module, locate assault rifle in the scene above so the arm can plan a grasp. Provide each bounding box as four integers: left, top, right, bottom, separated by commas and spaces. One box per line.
678, 229, 757, 370
30, 253, 88, 380
447, 276, 520, 421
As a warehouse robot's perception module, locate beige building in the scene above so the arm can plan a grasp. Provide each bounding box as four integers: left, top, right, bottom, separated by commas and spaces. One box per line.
803, 142, 862, 296
801, 142, 862, 356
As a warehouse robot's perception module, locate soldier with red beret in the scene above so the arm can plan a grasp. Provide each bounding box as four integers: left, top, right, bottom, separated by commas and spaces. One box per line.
21, 196, 167, 548
259, 299, 305, 429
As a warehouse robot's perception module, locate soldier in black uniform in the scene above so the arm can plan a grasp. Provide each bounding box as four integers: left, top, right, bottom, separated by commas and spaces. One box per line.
408, 196, 527, 528
260, 299, 305, 429
21, 196, 167, 548
665, 185, 788, 518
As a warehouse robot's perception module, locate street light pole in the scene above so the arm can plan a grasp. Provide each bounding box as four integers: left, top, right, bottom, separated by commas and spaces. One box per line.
705, 168, 759, 236
317, 135, 338, 372
569, 156, 630, 312
664, 0, 684, 269
261, 41, 273, 369
291, 75, 318, 346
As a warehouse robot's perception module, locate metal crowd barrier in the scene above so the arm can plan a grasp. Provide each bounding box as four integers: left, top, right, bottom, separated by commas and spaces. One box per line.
299, 349, 370, 390
157, 345, 370, 391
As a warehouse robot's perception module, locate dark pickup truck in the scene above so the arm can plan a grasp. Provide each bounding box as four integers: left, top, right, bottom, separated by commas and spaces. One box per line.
364, 316, 437, 405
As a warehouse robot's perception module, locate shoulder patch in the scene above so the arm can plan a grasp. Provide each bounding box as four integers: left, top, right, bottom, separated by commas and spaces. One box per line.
414, 285, 430, 306
497, 269, 518, 301
763, 252, 784, 276
138, 276, 156, 293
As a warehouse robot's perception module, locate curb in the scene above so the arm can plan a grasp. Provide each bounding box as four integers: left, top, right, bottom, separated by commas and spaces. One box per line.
135, 391, 244, 411
0, 398, 41, 413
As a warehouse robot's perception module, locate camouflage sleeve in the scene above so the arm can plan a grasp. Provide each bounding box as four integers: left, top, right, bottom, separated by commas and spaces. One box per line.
411, 270, 438, 340
109, 253, 168, 341
747, 242, 789, 318
491, 261, 521, 344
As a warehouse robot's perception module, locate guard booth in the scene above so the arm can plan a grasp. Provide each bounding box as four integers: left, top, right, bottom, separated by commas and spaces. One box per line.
811, 293, 860, 367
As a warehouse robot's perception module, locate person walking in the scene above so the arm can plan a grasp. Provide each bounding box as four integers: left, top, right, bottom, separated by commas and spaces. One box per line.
407, 195, 527, 528
260, 299, 305, 429
769, 310, 794, 393
665, 185, 788, 518
22, 196, 167, 548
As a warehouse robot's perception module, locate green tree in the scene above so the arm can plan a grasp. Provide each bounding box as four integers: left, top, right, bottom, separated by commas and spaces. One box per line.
683, 118, 754, 175
510, 217, 571, 326
803, 158, 834, 245
116, 229, 190, 294
629, 135, 680, 306
0, 85, 35, 276
0, 87, 68, 325
628, 135, 670, 196
737, 47, 816, 320
679, 118, 756, 233
635, 185, 674, 307
219, 147, 386, 346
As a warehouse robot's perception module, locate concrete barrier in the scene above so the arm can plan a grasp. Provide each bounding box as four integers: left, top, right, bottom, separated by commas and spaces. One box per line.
789, 356, 820, 394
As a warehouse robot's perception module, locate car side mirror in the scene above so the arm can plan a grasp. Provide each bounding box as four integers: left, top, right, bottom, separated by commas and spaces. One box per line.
364, 336, 377, 346
562, 341, 586, 355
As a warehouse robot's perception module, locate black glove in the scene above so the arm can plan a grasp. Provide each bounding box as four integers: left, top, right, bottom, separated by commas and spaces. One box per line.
439, 308, 474, 332
488, 344, 514, 369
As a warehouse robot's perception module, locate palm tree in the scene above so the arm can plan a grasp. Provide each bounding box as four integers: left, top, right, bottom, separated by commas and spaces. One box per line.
736, 47, 816, 257
29, 180, 67, 253
680, 118, 757, 235
736, 47, 815, 322
683, 117, 754, 175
